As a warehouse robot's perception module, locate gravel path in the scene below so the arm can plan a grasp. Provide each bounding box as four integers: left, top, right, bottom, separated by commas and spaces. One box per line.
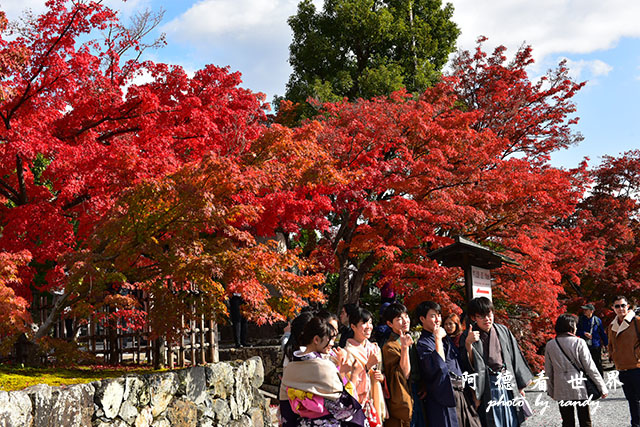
523, 380, 629, 426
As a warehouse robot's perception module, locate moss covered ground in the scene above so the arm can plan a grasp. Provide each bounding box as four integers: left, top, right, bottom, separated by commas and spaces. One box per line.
0, 365, 161, 391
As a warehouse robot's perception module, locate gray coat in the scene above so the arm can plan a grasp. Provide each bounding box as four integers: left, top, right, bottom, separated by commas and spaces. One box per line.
459, 323, 533, 427
460, 323, 534, 401
544, 334, 608, 401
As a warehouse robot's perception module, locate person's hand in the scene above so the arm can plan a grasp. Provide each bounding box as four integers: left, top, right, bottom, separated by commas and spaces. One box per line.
400, 331, 413, 348
435, 326, 447, 340
601, 393, 608, 399
371, 368, 384, 382
367, 351, 380, 370
585, 332, 592, 339
333, 346, 346, 366
465, 324, 480, 350
519, 388, 526, 397
284, 321, 291, 334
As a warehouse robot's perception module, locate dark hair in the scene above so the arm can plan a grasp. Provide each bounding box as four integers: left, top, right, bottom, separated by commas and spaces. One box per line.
316, 310, 339, 333
379, 302, 392, 318
444, 313, 462, 336
415, 301, 440, 321
283, 311, 314, 361
342, 303, 358, 316
555, 313, 578, 334
467, 297, 493, 318
349, 307, 373, 327
383, 302, 408, 325
613, 295, 628, 304
299, 317, 336, 346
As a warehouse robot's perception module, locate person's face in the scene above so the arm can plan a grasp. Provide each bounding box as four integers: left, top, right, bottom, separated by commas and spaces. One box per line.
444, 319, 457, 335
312, 334, 334, 354
340, 308, 349, 326
329, 319, 339, 336
352, 318, 373, 341
583, 309, 594, 318
420, 309, 441, 333
387, 312, 411, 335
472, 311, 494, 332
613, 298, 629, 320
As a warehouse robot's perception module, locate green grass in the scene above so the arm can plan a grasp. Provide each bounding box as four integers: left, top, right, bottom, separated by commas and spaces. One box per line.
0, 365, 163, 391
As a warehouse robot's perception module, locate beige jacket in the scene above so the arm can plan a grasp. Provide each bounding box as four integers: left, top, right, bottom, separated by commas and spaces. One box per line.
544, 334, 607, 401
607, 312, 640, 370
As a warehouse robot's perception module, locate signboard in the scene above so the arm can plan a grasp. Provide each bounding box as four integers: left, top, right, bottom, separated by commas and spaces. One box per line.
471, 266, 492, 300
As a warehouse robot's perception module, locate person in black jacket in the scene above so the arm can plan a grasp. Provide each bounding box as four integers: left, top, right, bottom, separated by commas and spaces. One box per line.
229, 293, 248, 348
576, 303, 608, 376
338, 303, 358, 348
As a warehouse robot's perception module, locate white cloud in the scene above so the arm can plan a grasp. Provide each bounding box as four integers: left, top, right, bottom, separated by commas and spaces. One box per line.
449, 0, 640, 62
162, 0, 324, 43
1, 0, 152, 22
0, 0, 47, 19
562, 58, 613, 81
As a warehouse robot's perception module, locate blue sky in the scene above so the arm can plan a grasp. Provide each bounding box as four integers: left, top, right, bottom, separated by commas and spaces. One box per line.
2, 0, 639, 169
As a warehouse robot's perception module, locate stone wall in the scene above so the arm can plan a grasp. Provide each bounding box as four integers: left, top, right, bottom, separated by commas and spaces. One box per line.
218, 346, 282, 396
0, 357, 274, 427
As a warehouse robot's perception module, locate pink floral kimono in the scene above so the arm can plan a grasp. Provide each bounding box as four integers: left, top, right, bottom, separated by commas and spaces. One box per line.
342, 339, 387, 426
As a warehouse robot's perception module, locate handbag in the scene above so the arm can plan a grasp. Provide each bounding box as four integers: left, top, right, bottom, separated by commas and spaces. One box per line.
554, 338, 601, 400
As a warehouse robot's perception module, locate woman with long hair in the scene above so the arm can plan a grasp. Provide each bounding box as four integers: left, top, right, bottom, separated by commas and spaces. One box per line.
281, 316, 367, 426
280, 310, 315, 426
443, 313, 463, 348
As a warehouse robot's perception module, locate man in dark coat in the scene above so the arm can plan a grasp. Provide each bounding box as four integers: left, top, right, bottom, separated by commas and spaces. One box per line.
338, 303, 357, 348
416, 301, 481, 427
576, 303, 608, 375
460, 297, 533, 427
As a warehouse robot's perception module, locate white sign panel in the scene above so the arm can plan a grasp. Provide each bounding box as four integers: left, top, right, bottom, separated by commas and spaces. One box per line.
471, 266, 492, 300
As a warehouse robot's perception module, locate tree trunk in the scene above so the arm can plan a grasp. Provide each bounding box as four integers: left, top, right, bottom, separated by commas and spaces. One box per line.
348, 253, 376, 303
153, 337, 166, 369
337, 258, 350, 314
34, 291, 70, 341
13, 291, 70, 366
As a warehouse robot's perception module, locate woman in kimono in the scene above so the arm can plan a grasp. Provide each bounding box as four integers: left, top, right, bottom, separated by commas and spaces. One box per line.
340, 307, 387, 426
281, 316, 367, 427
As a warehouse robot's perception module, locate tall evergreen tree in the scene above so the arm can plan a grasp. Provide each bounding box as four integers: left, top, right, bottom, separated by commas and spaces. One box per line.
284, 0, 459, 106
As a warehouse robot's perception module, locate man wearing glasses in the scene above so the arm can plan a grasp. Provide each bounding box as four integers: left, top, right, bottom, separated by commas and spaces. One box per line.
607, 296, 640, 427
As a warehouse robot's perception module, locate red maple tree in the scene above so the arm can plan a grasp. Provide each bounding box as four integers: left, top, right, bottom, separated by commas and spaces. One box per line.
0, 1, 269, 349
268, 40, 591, 369
563, 150, 640, 317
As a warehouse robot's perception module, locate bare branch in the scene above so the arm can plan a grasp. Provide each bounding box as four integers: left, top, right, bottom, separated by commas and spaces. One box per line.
16, 153, 28, 205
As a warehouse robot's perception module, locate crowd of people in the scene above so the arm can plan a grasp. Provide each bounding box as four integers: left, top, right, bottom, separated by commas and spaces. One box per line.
276, 295, 640, 427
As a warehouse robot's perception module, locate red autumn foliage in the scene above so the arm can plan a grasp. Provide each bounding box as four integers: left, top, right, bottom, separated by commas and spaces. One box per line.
267, 40, 592, 370
564, 150, 640, 319
0, 1, 272, 344
1, 1, 638, 374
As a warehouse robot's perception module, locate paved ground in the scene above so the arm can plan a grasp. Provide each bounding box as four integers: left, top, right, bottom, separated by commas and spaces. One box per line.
523, 368, 630, 427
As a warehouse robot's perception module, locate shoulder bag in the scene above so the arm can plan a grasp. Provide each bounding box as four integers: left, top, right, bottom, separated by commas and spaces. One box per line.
554, 338, 600, 400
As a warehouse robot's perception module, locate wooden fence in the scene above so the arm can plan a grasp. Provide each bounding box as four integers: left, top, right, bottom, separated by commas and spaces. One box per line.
34, 294, 220, 368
